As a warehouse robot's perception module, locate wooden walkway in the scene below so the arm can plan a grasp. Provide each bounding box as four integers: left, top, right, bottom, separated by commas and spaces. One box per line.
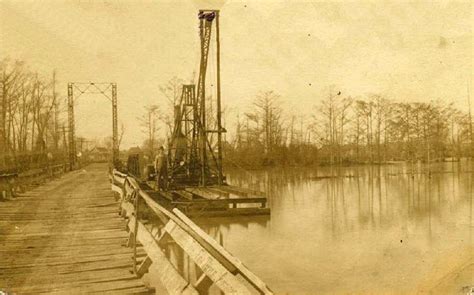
0, 163, 153, 294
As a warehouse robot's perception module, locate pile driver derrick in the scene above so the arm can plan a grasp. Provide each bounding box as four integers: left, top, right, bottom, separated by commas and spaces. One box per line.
126, 9, 270, 218
168, 10, 225, 188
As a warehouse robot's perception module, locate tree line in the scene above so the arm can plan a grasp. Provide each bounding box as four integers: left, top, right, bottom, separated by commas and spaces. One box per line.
226, 87, 473, 167
5, 58, 468, 171
0, 58, 68, 171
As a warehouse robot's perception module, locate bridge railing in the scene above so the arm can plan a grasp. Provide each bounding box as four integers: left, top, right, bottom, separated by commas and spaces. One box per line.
0, 163, 68, 200
110, 169, 273, 295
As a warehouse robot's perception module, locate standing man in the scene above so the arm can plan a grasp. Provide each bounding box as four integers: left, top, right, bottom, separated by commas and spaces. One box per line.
154, 146, 168, 191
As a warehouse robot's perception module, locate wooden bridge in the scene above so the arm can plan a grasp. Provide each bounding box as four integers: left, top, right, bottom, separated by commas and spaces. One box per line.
0, 163, 272, 294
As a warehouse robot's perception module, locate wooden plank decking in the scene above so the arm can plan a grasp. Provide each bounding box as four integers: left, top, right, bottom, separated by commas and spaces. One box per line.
0, 163, 152, 294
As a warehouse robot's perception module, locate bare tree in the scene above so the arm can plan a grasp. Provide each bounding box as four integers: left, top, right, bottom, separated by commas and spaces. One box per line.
253, 91, 283, 155
138, 105, 161, 157
159, 77, 185, 135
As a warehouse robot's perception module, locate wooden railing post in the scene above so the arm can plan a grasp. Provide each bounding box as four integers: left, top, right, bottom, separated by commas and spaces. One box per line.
132, 188, 139, 274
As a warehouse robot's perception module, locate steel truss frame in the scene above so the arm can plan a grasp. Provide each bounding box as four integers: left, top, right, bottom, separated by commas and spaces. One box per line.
67, 82, 118, 170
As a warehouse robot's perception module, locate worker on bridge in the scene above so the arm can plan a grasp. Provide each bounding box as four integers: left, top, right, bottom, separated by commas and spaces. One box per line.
154, 146, 168, 191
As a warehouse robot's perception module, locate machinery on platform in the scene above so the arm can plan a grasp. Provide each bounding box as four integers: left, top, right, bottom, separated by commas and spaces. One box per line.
127, 10, 270, 217
168, 10, 224, 188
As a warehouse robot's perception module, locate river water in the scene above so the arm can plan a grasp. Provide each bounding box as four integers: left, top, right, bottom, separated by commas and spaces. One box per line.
196, 160, 473, 294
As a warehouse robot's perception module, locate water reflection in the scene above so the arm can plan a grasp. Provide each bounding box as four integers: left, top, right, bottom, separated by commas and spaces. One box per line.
197, 160, 473, 294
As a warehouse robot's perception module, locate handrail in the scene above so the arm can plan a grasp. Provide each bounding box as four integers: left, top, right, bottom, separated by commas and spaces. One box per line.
110, 169, 273, 295
173, 208, 273, 294
0, 163, 68, 200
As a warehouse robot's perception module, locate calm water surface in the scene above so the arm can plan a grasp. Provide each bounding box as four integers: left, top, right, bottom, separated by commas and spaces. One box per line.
196, 161, 473, 294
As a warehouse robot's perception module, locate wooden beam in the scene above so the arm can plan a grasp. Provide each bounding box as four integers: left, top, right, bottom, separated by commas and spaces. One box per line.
171, 197, 267, 206
173, 190, 194, 200
204, 187, 230, 197
216, 185, 265, 197
121, 202, 134, 218
127, 215, 198, 295
164, 220, 251, 294
160, 191, 175, 201
185, 187, 222, 200
174, 208, 274, 295
195, 273, 213, 294
185, 208, 271, 218
136, 256, 152, 277
135, 188, 237, 273
111, 183, 123, 197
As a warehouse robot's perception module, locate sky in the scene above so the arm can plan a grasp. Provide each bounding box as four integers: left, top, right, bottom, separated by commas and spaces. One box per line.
0, 0, 472, 148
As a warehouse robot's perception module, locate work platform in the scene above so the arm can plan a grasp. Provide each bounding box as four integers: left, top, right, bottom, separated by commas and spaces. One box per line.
139, 182, 270, 218
0, 164, 153, 294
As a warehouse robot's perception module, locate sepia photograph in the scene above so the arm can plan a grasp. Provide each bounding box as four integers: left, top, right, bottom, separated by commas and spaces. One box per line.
0, 1, 472, 294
